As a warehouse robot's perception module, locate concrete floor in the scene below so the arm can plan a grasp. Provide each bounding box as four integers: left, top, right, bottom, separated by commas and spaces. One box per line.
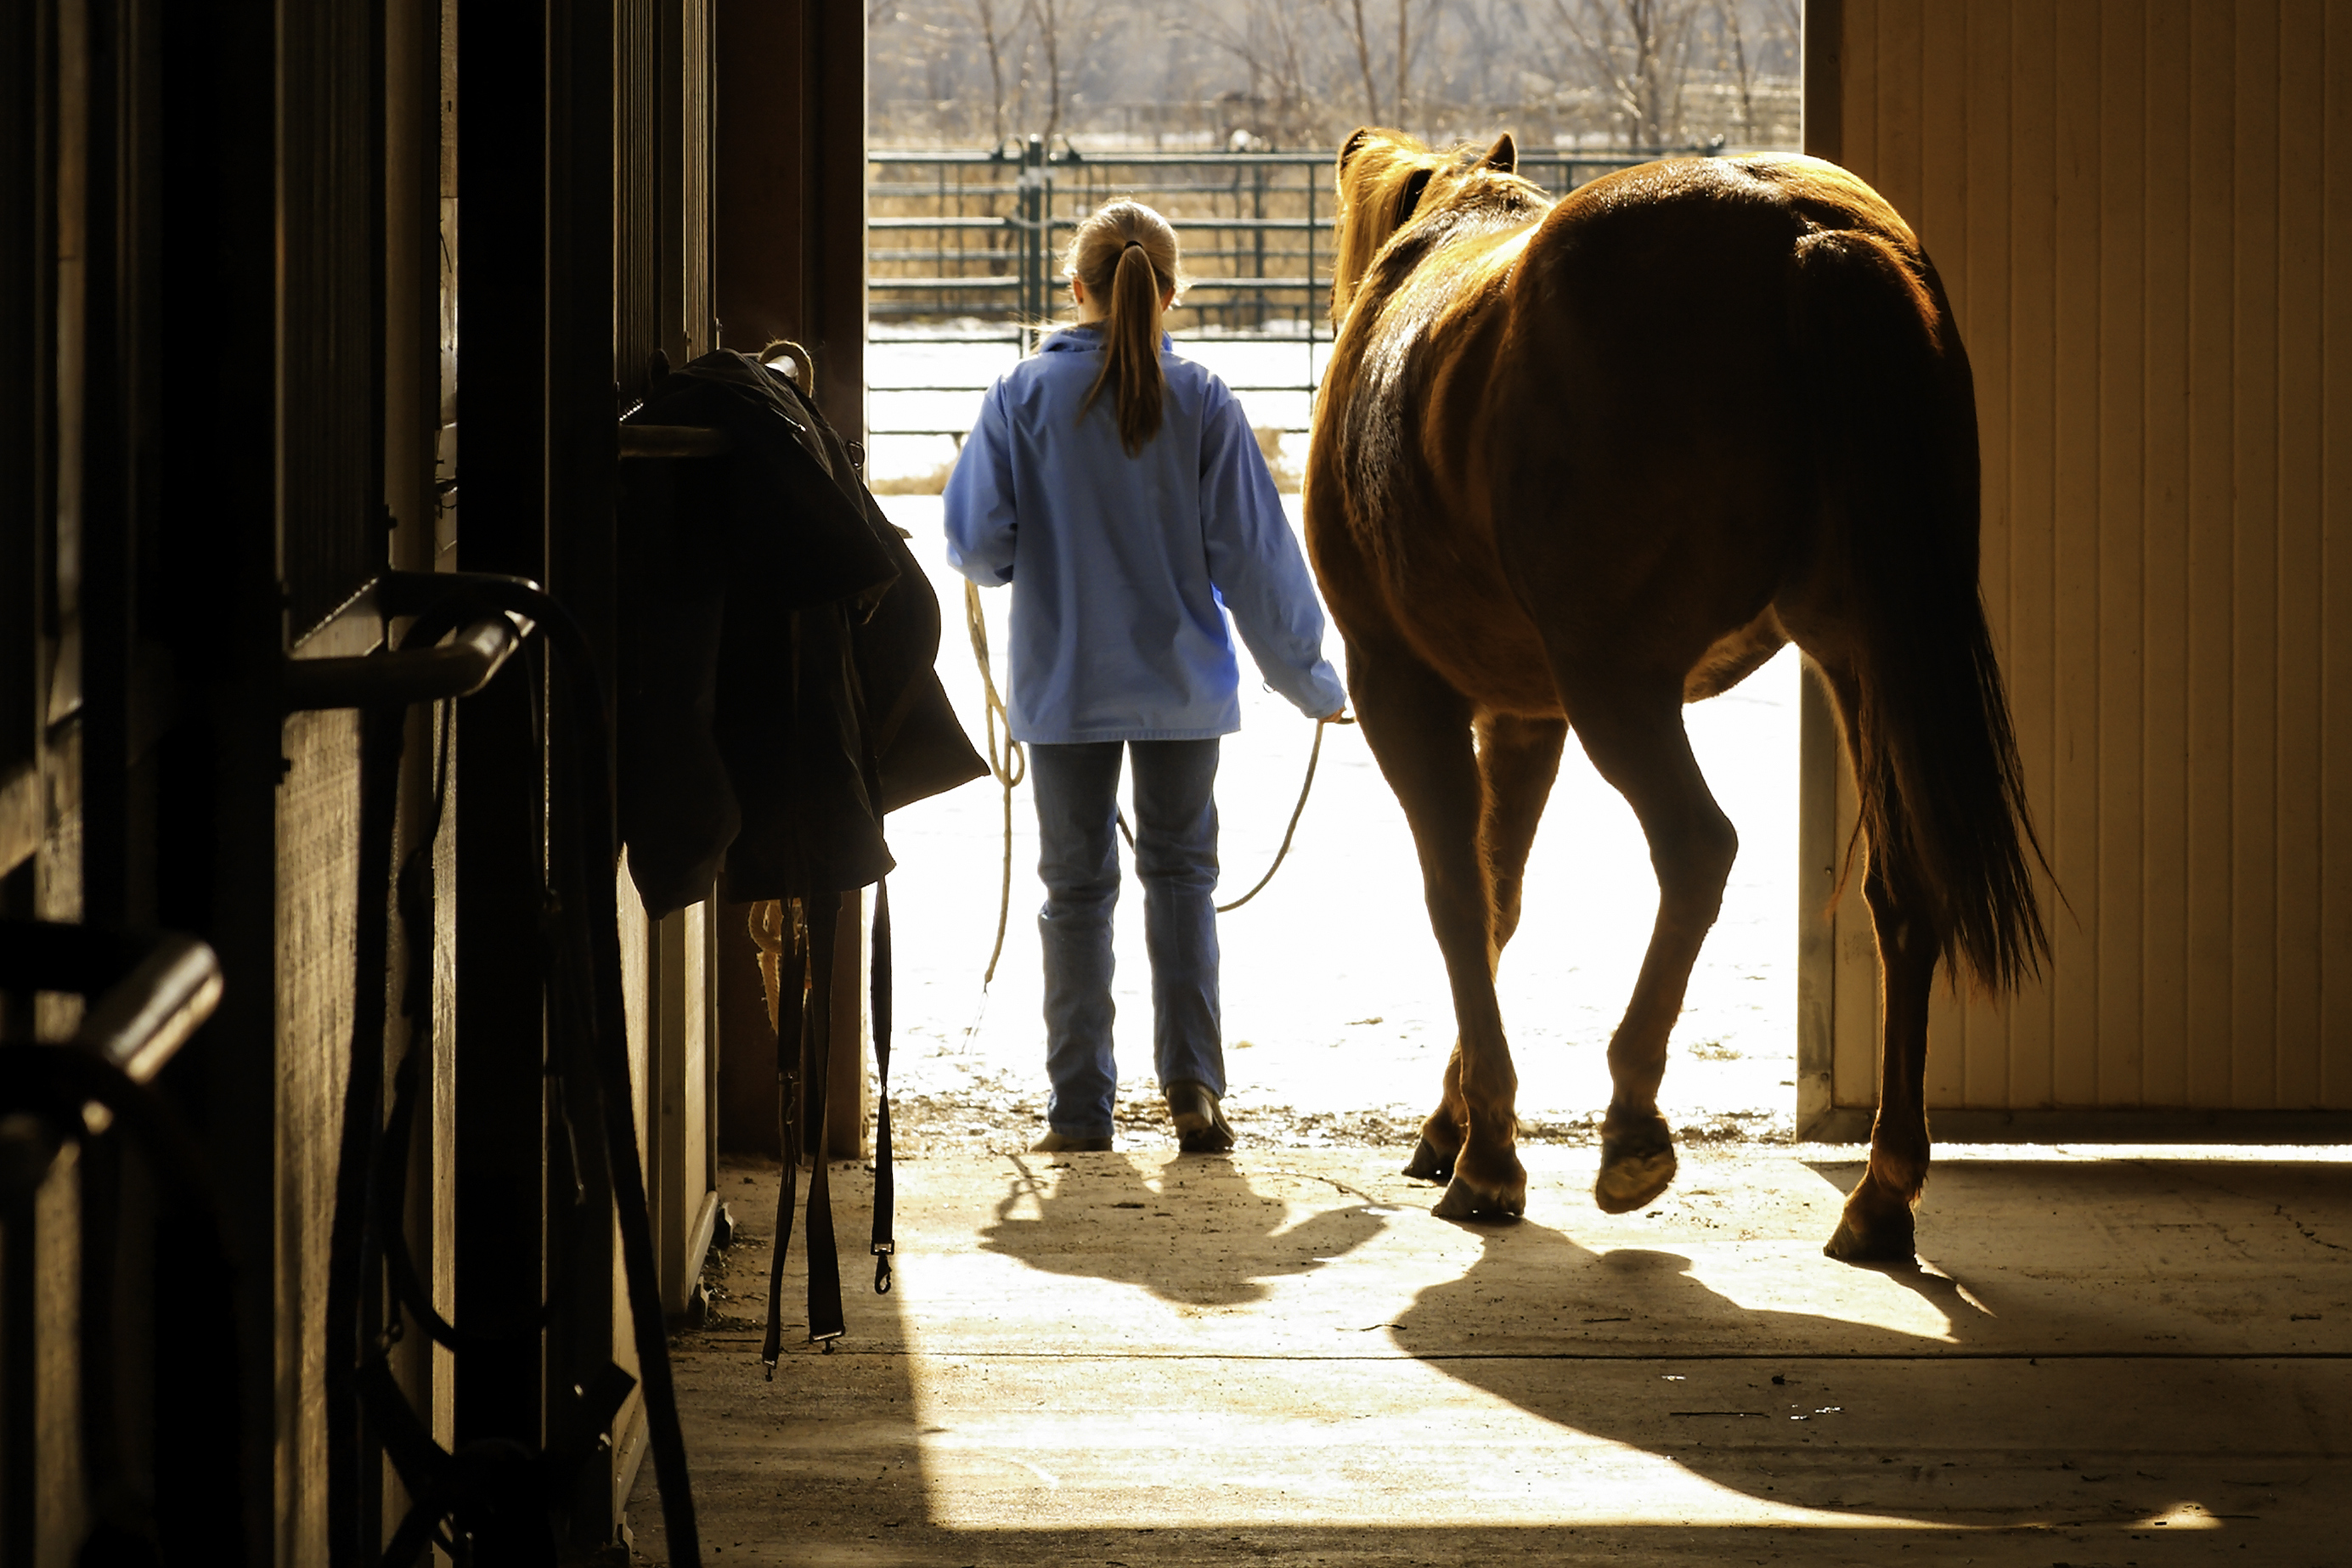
628, 1147, 2350, 1565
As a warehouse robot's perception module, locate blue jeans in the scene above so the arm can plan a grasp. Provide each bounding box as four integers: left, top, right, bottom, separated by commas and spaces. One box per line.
1029, 739, 1222, 1139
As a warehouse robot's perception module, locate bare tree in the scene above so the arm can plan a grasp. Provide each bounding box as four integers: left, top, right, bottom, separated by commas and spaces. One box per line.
966, 0, 1025, 146
1396, 0, 1452, 129
1396, 0, 1407, 125
1024, 0, 1108, 144
1313, 0, 1441, 133
1181, 0, 1328, 144
1717, 1, 1753, 140
866, 0, 1802, 151
1326, 0, 1384, 124
1422, 0, 1548, 131
1550, 0, 1702, 148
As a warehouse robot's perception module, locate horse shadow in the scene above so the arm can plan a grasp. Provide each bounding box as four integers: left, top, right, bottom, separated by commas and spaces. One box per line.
1387, 1160, 2340, 1530
978, 1152, 1389, 1308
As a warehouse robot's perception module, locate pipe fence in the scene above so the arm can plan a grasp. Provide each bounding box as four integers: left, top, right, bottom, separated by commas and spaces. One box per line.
867, 138, 1689, 440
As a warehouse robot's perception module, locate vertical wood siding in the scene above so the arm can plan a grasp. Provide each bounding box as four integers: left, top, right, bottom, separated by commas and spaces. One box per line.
274, 708, 361, 1561
1820, 0, 2349, 1114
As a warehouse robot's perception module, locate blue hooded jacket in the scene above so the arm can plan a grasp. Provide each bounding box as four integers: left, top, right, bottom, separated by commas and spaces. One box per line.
943, 325, 1345, 744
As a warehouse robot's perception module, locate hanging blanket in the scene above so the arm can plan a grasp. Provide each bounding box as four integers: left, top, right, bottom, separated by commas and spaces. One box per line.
616, 347, 985, 913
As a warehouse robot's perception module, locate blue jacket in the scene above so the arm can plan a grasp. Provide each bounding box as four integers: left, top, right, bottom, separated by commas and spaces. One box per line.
943, 326, 1345, 743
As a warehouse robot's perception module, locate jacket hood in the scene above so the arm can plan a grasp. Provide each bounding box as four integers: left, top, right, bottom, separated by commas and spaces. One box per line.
1041, 324, 1173, 353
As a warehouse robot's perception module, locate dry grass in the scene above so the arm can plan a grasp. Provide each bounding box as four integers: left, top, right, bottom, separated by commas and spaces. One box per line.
871, 461, 960, 496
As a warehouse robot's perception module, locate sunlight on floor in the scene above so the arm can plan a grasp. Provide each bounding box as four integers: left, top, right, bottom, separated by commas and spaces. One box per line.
637, 1150, 2349, 1560
897, 1151, 1988, 1532
905, 1384, 1949, 1531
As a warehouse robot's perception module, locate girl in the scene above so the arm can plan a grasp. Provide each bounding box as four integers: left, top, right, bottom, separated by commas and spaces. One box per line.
945, 199, 1345, 1154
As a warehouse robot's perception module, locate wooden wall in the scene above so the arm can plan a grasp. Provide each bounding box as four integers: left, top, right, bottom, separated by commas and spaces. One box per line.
713, 0, 870, 434
6, 0, 733, 1558
1801, 0, 2352, 1129
709, 0, 877, 1167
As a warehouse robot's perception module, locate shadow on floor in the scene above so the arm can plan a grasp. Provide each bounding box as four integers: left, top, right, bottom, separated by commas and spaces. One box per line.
1387, 1158, 2349, 1528
634, 1155, 2350, 1563
977, 1150, 1390, 1306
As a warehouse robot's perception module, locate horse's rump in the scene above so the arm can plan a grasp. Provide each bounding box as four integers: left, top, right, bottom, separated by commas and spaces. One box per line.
1323, 156, 1828, 696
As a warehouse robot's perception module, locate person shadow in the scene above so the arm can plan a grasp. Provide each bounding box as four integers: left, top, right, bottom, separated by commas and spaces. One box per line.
979, 1151, 1390, 1308
1386, 1159, 2340, 1532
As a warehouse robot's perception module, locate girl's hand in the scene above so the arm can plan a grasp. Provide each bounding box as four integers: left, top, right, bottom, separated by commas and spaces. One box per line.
1321, 706, 1354, 725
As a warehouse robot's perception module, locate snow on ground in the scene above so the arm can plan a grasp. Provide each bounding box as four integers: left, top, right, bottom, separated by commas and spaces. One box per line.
871, 487, 1804, 1156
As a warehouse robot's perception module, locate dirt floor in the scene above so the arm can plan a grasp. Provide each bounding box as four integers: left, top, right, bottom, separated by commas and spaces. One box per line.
627, 1145, 2351, 1566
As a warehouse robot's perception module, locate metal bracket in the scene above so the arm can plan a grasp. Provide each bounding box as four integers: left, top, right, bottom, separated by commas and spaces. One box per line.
280, 570, 539, 713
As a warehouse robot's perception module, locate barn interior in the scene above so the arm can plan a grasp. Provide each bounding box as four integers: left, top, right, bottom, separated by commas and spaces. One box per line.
3, 1, 2349, 1565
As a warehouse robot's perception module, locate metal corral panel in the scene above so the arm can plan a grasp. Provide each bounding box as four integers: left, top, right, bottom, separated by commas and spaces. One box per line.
1799, 0, 2352, 1129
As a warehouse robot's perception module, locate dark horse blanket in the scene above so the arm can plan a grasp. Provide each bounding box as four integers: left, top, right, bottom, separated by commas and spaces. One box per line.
616, 348, 985, 912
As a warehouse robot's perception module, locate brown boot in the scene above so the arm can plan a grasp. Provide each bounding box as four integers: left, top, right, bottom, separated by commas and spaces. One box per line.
1165, 1082, 1234, 1153
1029, 1130, 1114, 1153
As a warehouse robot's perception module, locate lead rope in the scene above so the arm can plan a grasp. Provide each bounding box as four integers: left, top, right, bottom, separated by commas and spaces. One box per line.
1217, 714, 1337, 913
963, 579, 1025, 984
1113, 715, 1337, 911
964, 583, 1345, 977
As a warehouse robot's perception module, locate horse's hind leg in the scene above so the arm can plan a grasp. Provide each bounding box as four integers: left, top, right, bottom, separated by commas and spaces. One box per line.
1403, 713, 1566, 1183
1552, 669, 1738, 1214
1480, 713, 1569, 962
1815, 660, 1939, 1262
1348, 640, 1526, 1217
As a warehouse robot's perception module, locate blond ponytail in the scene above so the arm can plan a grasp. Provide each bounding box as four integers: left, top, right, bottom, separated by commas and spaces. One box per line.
1066, 201, 1183, 455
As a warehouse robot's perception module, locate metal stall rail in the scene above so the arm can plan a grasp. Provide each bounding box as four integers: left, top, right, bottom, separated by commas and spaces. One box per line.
0, 922, 228, 1560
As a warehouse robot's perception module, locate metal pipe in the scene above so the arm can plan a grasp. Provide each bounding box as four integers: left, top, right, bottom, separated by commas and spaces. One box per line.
283, 613, 522, 712
0, 922, 222, 1084
280, 571, 539, 713
72, 936, 223, 1086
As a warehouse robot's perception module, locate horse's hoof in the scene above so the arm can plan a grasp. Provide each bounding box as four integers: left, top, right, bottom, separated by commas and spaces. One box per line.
1595, 1116, 1677, 1213
1431, 1172, 1524, 1220
1402, 1135, 1454, 1183
1823, 1196, 1916, 1263
1593, 1145, 1676, 1214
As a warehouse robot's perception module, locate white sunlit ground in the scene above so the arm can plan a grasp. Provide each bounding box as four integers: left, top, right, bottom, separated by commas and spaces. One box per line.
866, 329, 1803, 1153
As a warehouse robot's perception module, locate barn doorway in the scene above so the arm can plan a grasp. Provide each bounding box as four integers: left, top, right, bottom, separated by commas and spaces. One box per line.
635, 5, 2352, 1563
856, 141, 1805, 1158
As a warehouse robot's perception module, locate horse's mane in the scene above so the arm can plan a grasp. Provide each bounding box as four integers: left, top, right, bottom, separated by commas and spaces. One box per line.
1328, 130, 1549, 325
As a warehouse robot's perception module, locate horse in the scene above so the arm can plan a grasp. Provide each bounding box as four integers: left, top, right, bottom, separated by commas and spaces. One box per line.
1305, 129, 2050, 1261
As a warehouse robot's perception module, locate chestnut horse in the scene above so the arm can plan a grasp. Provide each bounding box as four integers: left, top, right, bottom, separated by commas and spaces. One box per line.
1306, 130, 2048, 1261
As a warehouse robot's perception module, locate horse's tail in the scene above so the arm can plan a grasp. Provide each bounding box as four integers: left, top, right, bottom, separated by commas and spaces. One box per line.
1791, 223, 2051, 991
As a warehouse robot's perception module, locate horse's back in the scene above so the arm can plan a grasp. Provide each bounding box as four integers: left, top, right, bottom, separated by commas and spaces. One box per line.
1530, 154, 1916, 268
1464, 159, 1892, 669
1315, 149, 1946, 708
1509, 155, 1922, 379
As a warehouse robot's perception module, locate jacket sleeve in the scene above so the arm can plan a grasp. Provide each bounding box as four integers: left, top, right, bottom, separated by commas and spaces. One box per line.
943, 381, 1018, 585
1197, 381, 1347, 719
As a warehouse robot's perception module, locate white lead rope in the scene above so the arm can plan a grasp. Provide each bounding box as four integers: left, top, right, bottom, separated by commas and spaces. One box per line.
963, 579, 1026, 986
1114, 714, 1342, 913
965, 580, 1346, 992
